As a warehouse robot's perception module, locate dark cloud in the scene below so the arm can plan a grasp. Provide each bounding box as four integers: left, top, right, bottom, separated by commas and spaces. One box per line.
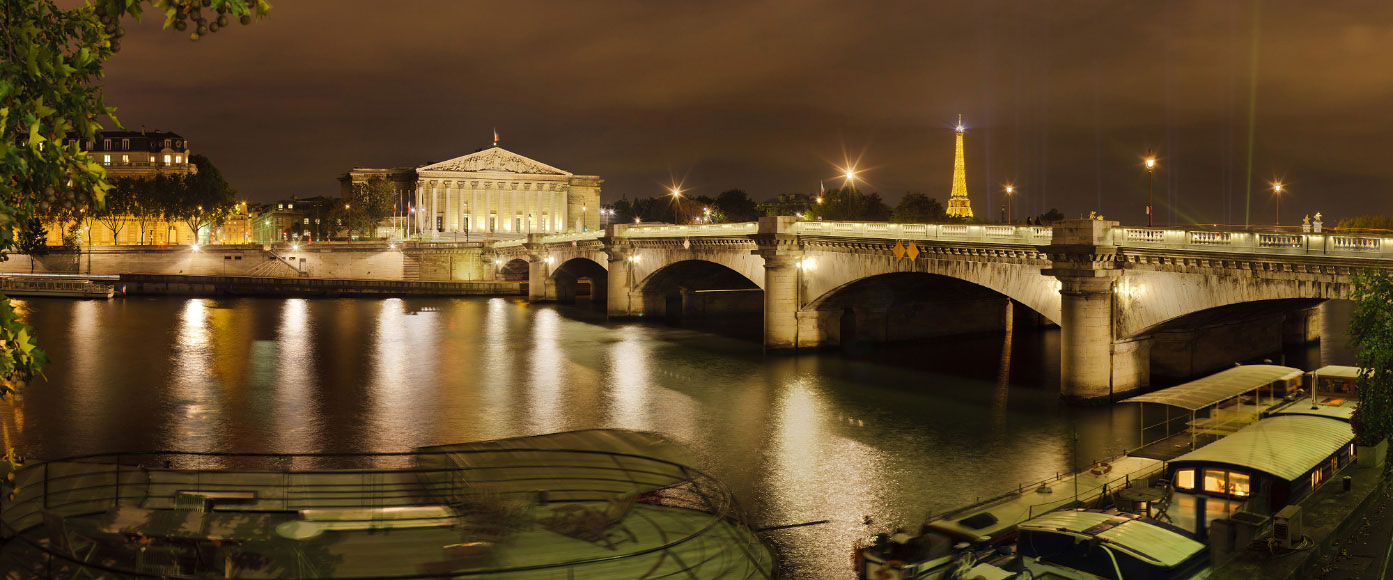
96, 0, 1393, 225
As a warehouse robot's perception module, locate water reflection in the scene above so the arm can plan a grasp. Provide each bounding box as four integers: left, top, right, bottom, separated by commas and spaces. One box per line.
0, 296, 1318, 577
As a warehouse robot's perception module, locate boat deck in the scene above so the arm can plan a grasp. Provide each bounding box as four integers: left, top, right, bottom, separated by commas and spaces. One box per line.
929, 454, 1165, 542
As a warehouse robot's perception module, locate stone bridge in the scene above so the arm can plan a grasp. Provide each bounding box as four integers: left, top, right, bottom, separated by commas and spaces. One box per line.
489, 217, 1393, 403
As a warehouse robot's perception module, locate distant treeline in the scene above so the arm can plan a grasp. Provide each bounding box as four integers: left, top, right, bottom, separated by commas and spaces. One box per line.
609, 187, 1064, 225
1337, 215, 1393, 231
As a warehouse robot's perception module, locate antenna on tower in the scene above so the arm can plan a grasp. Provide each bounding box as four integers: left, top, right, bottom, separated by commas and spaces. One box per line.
955, 114, 965, 133
493, 128, 499, 147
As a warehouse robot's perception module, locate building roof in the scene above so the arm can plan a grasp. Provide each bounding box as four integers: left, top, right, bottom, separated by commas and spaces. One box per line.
417, 146, 573, 176
70, 130, 189, 153
1169, 414, 1354, 481
1311, 365, 1363, 380
1019, 511, 1204, 568
1119, 365, 1304, 411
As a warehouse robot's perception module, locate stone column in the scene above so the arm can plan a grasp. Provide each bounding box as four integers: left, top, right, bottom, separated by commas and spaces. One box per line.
1058, 276, 1116, 403
414, 183, 425, 235
1044, 219, 1122, 404
525, 237, 548, 302
603, 241, 634, 317
756, 216, 804, 351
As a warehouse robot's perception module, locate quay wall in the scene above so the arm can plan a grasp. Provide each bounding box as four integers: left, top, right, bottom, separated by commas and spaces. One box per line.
0, 244, 487, 282
118, 274, 523, 298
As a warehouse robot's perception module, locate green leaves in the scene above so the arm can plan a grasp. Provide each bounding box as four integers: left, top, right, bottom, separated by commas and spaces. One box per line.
1350, 268, 1393, 470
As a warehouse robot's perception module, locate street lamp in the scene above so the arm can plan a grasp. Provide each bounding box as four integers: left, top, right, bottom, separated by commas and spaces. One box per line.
1144, 150, 1157, 227
1004, 184, 1015, 224
1272, 182, 1284, 227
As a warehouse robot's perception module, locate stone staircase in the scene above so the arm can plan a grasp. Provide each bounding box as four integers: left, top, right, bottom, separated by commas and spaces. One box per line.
247, 255, 304, 277
402, 251, 420, 280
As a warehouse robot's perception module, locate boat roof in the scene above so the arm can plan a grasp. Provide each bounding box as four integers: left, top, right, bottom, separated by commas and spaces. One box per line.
1311, 365, 1363, 380
1268, 397, 1358, 422
1019, 511, 1204, 568
1120, 365, 1303, 411
1168, 415, 1354, 481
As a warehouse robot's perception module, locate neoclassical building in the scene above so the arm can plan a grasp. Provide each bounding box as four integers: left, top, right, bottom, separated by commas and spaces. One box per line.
341, 146, 602, 237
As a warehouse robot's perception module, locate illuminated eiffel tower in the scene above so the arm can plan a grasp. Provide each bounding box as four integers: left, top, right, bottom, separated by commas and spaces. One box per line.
945, 114, 974, 219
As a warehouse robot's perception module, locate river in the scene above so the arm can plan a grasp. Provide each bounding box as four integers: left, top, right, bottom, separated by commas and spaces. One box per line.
0, 296, 1349, 577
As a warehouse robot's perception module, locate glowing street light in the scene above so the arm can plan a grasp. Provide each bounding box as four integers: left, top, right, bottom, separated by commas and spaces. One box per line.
670, 187, 682, 198
1272, 182, 1284, 226
1004, 184, 1015, 224
1144, 149, 1157, 227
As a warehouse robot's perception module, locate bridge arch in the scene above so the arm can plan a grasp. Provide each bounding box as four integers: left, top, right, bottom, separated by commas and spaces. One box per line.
801, 271, 1054, 348
1112, 269, 1349, 339
499, 258, 529, 282
630, 259, 764, 330
547, 257, 608, 305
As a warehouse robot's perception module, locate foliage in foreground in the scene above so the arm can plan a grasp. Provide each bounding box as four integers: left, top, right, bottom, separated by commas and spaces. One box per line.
0, 0, 268, 476
1349, 269, 1393, 467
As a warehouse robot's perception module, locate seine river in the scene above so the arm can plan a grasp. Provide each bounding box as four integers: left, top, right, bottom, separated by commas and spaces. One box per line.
0, 296, 1346, 577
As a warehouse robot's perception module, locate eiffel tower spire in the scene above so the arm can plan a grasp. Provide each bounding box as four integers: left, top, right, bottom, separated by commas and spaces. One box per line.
946, 114, 974, 219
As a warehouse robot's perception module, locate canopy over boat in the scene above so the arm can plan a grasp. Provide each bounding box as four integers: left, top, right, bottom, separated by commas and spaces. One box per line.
1120, 365, 1303, 411
1018, 511, 1204, 568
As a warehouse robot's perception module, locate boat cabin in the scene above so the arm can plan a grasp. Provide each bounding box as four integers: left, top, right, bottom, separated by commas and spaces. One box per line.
1017, 510, 1208, 580
1122, 365, 1304, 461
1166, 414, 1355, 517
1308, 365, 1362, 398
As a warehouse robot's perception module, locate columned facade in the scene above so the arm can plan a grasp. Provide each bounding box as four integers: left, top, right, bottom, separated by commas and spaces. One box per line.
343, 146, 602, 239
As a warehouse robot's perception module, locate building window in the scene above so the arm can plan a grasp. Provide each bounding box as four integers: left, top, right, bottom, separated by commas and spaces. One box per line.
121, 154, 129, 163
122, 139, 129, 150
103, 139, 111, 150
164, 139, 171, 149
164, 154, 171, 164
149, 156, 155, 162
303, 218, 309, 224
1311, 469, 1324, 489
1175, 469, 1195, 491
278, 204, 284, 210
175, 155, 182, 163
176, 140, 183, 149
102, 154, 111, 166
85, 141, 93, 150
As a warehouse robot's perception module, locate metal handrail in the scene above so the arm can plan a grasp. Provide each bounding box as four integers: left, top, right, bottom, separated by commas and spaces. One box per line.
1, 448, 774, 579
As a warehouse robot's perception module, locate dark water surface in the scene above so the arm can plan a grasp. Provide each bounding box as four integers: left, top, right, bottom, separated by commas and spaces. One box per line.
0, 296, 1327, 577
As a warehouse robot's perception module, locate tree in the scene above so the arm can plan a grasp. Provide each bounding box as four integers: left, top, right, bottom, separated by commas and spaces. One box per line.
343, 176, 395, 239
1338, 216, 1393, 231
757, 193, 815, 219
714, 189, 759, 222
1349, 269, 1393, 469
0, 0, 268, 418
14, 216, 48, 274
94, 179, 135, 244
1035, 208, 1066, 225
813, 185, 891, 221
891, 193, 947, 223
177, 155, 238, 243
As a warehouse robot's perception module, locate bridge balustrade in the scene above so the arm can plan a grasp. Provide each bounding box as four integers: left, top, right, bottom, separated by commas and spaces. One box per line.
615, 222, 758, 238
1110, 227, 1393, 259
789, 221, 1055, 245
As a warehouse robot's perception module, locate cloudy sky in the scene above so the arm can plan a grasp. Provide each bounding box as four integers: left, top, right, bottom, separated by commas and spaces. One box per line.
98, 0, 1393, 226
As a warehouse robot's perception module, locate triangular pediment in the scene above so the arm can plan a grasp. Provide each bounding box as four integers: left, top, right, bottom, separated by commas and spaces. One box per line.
417, 147, 572, 176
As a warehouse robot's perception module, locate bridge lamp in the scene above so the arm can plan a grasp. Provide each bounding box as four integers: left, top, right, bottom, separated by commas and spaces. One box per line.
545, 256, 554, 265
1272, 182, 1284, 226
291, 244, 299, 251
191, 244, 200, 252
670, 188, 682, 199
1144, 150, 1157, 227
1004, 185, 1015, 224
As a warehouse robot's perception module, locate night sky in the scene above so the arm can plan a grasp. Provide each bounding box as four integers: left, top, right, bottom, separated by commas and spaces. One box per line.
96, 0, 1393, 226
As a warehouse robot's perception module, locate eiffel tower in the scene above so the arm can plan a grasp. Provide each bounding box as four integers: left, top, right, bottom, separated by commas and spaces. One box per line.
946, 114, 974, 219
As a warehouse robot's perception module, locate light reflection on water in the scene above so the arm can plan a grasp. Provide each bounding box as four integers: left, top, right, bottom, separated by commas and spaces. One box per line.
4, 297, 1163, 578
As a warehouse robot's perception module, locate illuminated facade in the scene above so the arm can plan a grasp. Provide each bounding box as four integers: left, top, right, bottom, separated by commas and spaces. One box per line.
946, 115, 974, 219
47, 130, 205, 246
341, 145, 602, 237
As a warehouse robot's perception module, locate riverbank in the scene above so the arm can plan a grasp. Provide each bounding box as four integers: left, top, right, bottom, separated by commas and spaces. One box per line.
118, 273, 524, 297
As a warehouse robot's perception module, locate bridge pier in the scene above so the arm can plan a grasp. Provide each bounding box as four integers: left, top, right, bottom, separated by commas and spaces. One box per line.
604, 242, 636, 318
757, 218, 803, 351
1045, 219, 1135, 404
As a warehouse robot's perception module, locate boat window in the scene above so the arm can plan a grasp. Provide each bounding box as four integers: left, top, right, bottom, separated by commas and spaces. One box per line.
1228, 472, 1250, 497
1311, 469, 1324, 489
1175, 469, 1195, 490
1203, 469, 1227, 494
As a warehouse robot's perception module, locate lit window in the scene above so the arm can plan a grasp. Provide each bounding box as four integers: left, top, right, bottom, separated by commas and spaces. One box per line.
121, 154, 129, 163
1228, 472, 1250, 497
278, 204, 284, 210
103, 154, 111, 166
149, 156, 155, 162
1311, 469, 1324, 489
1175, 469, 1195, 490
288, 204, 294, 209
175, 155, 182, 163
164, 155, 171, 164
1203, 469, 1227, 494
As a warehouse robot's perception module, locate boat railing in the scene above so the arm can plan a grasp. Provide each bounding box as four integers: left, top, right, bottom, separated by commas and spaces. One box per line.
0, 448, 774, 579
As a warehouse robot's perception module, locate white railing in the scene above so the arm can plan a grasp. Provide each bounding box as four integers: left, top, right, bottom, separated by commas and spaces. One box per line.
482, 220, 1393, 261
1190, 231, 1232, 245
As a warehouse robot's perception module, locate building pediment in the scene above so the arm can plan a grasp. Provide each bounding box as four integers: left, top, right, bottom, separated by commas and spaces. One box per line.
417, 147, 572, 176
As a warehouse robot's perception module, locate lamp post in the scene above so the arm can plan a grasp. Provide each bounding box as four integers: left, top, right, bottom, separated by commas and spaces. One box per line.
344, 203, 351, 241
1005, 184, 1014, 224
1144, 150, 1157, 227
1272, 183, 1283, 227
